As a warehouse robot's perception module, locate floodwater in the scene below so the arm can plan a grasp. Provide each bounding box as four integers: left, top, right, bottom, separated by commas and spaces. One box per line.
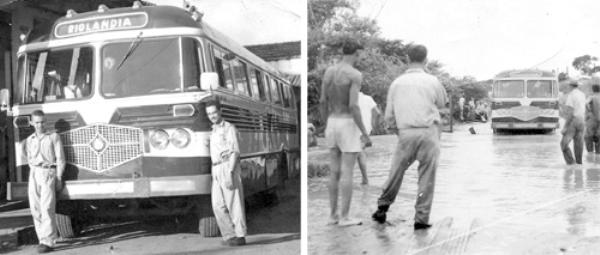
308, 123, 600, 254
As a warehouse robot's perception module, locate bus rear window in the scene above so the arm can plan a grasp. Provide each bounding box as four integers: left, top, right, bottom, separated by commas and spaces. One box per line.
527, 80, 553, 98
494, 80, 524, 98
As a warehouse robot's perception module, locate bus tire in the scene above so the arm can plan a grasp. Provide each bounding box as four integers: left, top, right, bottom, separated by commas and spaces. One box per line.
199, 216, 220, 237
55, 213, 80, 238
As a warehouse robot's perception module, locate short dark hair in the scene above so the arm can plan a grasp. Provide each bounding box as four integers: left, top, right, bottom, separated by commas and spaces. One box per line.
593, 84, 600, 92
342, 40, 364, 55
205, 99, 221, 110
407, 44, 427, 63
569, 80, 579, 87
31, 110, 45, 117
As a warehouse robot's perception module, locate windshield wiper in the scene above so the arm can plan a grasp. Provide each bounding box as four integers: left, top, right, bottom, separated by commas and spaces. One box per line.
117, 31, 143, 70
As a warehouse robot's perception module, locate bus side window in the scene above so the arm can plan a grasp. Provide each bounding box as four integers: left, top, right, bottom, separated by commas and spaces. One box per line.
263, 74, 272, 102
213, 47, 234, 90
286, 85, 295, 109
269, 77, 281, 105
280, 82, 290, 108
248, 67, 261, 100
182, 38, 201, 91
232, 60, 251, 97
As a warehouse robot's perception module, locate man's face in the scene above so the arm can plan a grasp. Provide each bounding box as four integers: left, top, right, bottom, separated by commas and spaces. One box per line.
30, 115, 45, 135
206, 105, 222, 124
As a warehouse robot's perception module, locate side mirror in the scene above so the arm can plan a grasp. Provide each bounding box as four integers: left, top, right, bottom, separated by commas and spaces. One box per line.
200, 72, 219, 91
0, 89, 9, 112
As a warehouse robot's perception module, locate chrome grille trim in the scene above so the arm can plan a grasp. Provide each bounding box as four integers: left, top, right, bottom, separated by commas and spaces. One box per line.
60, 124, 143, 172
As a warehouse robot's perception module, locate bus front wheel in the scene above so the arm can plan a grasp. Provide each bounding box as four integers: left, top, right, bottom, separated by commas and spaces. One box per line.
55, 213, 82, 238
199, 216, 220, 237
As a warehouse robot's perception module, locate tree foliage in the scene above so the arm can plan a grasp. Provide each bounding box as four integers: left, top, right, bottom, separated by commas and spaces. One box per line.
572, 55, 600, 76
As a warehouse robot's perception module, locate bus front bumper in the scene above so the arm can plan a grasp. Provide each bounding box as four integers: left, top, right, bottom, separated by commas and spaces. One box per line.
492, 122, 559, 129
7, 174, 212, 201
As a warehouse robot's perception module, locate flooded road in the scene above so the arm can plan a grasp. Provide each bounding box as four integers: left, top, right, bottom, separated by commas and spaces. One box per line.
308, 123, 600, 254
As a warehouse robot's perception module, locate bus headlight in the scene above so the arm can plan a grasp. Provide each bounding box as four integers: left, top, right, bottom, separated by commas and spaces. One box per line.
170, 128, 191, 148
149, 129, 169, 150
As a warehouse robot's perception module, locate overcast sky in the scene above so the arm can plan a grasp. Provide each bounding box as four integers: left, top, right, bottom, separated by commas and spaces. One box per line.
148, 0, 303, 45
357, 0, 600, 80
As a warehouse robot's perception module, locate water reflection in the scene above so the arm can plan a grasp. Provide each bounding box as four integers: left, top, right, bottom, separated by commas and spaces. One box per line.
562, 167, 600, 236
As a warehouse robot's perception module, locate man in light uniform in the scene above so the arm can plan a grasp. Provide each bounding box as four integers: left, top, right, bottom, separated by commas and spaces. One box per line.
26, 110, 65, 253
372, 44, 448, 230
206, 100, 247, 246
561, 80, 587, 165
357, 91, 381, 185
320, 41, 372, 226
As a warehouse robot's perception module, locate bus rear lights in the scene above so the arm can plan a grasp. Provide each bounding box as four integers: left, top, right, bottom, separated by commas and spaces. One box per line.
170, 128, 191, 148
173, 104, 195, 117
149, 129, 169, 150
98, 4, 109, 13
66, 9, 77, 18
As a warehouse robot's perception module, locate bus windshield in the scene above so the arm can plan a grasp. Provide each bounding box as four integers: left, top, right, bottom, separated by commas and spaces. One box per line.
526, 80, 553, 98
101, 37, 201, 98
16, 47, 93, 105
494, 80, 524, 98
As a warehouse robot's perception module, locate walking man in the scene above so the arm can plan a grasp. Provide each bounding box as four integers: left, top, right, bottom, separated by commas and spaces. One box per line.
372, 44, 448, 230
206, 100, 247, 246
357, 91, 381, 185
561, 80, 586, 166
584, 84, 600, 155
26, 110, 66, 253
320, 41, 371, 226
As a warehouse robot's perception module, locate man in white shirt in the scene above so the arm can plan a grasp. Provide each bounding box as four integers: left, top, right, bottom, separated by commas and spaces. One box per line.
561, 80, 587, 165
357, 91, 381, 185
372, 44, 448, 230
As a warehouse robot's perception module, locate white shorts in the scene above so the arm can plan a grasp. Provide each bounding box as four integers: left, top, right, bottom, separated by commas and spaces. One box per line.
325, 117, 362, 153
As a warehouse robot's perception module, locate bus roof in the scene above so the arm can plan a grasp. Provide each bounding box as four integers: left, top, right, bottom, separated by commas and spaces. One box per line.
494, 69, 556, 79
39, 5, 283, 80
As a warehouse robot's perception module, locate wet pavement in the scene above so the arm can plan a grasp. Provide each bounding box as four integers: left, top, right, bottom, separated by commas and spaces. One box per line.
308, 123, 600, 254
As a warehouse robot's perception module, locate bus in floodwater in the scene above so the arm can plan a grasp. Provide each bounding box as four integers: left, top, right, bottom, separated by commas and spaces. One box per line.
491, 69, 559, 133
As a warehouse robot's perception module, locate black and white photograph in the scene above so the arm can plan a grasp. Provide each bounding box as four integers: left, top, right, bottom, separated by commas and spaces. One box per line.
308, 0, 600, 254
0, 0, 301, 254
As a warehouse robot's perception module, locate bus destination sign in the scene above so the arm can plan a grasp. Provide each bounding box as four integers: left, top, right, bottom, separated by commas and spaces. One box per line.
55, 13, 148, 38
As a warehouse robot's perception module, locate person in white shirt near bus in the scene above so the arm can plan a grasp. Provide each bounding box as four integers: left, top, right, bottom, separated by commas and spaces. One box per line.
561, 80, 587, 166
205, 100, 247, 246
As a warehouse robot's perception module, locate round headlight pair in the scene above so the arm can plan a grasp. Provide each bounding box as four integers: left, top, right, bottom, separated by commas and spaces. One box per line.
149, 128, 191, 150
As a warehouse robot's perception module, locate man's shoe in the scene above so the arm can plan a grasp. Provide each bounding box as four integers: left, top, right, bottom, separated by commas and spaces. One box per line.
221, 237, 237, 246
37, 244, 53, 253
233, 237, 246, 246
414, 222, 432, 230
372, 205, 389, 224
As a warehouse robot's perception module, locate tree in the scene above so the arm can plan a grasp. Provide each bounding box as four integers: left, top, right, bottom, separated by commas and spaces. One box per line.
572, 55, 600, 76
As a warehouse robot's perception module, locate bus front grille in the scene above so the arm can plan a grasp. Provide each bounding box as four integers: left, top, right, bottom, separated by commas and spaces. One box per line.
60, 124, 143, 172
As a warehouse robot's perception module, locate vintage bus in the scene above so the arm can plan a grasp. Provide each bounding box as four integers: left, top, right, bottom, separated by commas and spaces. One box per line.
4, 3, 299, 237
491, 69, 560, 133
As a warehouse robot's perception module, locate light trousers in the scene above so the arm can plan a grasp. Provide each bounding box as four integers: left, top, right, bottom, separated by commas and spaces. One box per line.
377, 126, 441, 224
28, 166, 58, 246
211, 163, 247, 240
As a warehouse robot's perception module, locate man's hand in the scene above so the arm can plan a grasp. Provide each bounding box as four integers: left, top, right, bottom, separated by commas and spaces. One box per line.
361, 134, 372, 148
55, 179, 64, 192
561, 128, 567, 135
224, 171, 235, 190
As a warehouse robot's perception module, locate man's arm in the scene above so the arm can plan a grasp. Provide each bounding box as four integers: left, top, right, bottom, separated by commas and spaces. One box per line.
348, 72, 368, 137
319, 69, 332, 122
53, 133, 66, 179
227, 125, 240, 173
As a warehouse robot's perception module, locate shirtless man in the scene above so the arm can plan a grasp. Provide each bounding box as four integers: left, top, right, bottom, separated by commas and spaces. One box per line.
320, 41, 372, 226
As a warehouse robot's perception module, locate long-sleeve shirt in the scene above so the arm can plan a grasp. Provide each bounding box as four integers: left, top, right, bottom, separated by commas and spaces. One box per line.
26, 132, 66, 173
385, 68, 448, 129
